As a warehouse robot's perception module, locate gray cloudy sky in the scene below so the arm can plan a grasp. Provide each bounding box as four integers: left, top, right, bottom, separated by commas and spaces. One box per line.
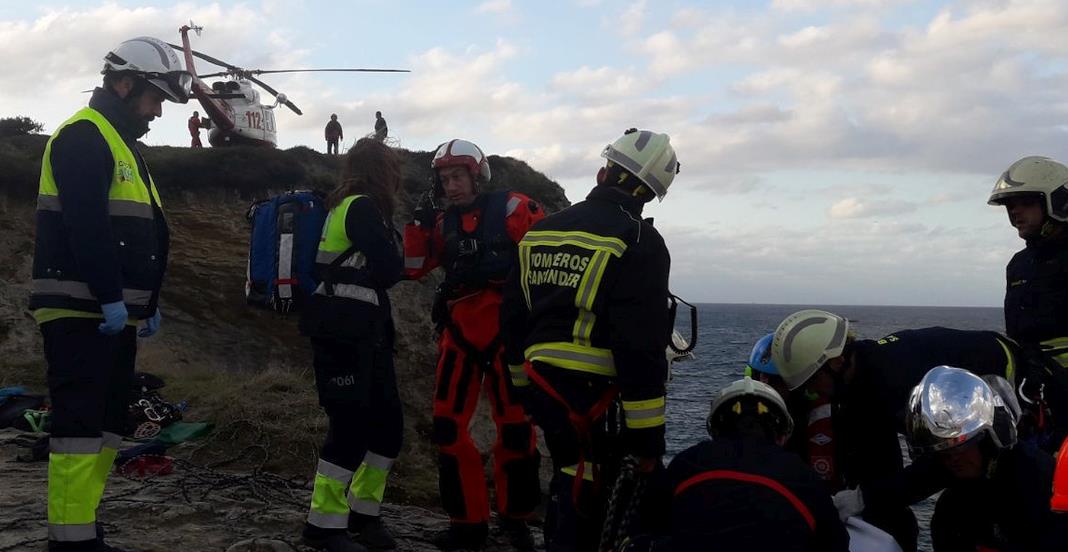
2, 0, 1065, 306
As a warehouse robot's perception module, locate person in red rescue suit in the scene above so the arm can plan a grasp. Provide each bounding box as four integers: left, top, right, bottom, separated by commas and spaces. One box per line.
188, 110, 203, 148
500, 128, 681, 552
403, 138, 543, 551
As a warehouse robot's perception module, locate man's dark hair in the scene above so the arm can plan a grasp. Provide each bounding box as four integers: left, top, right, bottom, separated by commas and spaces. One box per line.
602, 161, 654, 202
102, 71, 147, 102
716, 412, 779, 441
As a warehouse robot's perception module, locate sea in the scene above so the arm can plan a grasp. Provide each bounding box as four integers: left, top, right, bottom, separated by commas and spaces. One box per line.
665, 303, 1005, 552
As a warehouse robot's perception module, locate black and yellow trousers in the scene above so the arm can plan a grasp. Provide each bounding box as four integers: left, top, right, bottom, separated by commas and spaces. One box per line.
305, 336, 404, 533
41, 318, 135, 551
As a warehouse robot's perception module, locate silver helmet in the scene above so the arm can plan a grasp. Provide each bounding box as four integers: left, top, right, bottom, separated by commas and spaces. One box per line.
905, 366, 1019, 459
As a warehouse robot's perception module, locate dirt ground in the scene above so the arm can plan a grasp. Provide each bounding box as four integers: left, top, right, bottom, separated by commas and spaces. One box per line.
0, 429, 544, 552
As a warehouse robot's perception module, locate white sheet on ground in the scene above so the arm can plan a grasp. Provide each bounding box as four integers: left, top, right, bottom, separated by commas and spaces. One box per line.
847, 516, 903, 552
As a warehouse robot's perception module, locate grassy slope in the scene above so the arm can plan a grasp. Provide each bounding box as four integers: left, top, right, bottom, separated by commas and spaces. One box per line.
0, 134, 569, 507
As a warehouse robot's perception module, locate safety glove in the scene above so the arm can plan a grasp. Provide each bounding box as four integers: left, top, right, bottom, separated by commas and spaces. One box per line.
413, 189, 441, 228
98, 301, 128, 335
138, 308, 162, 338
831, 486, 865, 521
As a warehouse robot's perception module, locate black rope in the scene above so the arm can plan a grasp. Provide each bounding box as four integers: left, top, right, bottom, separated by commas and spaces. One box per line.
598, 455, 647, 552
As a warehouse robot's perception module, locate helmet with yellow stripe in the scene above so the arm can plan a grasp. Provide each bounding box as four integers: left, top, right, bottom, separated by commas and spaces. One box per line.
601, 128, 679, 202
707, 376, 794, 440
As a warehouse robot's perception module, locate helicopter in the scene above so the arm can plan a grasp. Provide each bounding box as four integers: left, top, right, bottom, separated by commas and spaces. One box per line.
171, 23, 409, 148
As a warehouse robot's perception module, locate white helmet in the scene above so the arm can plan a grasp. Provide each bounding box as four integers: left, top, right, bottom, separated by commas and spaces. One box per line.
666, 330, 694, 364
905, 366, 1020, 459
706, 376, 794, 439
601, 128, 679, 202
771, 309, 850, 391
432, 139, 491, 182
102, 36, 191, 103
988, 156, 1068, 222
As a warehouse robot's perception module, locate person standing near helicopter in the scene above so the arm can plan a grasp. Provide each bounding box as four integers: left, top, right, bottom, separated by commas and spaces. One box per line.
188, 110, 203, 148
29, 36, 190, 552
326, 114, 344, 155
374, 111, 387, 143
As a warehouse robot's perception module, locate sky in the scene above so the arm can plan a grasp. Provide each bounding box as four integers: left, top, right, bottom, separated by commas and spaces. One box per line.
2, 0, 1066, 307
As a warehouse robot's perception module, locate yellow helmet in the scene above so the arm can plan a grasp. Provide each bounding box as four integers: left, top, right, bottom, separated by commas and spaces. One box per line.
989, 156, 1068, 222
601, 128, 679, 201
771, 309, 850, 391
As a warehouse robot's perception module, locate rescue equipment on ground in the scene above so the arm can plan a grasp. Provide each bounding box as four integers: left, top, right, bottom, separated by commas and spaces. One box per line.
126, 372, 183, 440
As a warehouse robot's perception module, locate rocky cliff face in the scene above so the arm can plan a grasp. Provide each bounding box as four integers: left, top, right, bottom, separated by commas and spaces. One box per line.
0, 135, 570, 507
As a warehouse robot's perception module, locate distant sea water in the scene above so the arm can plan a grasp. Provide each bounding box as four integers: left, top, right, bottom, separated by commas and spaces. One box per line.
665, 303, 1004, 552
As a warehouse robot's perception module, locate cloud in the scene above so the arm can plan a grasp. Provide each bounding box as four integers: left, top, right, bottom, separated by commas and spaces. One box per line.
617, 1, 646, 37
771, 0, 913, 12
660, 217, 1013, 306
548, 65, 642, 99
828, 197, 917, 219
475, 0, 513, 15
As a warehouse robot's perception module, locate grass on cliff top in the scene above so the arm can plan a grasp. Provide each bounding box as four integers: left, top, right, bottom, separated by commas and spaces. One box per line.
0, 356, 440, 507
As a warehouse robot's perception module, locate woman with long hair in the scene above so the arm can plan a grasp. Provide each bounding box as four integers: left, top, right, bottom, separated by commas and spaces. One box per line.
300, 138, 405, 552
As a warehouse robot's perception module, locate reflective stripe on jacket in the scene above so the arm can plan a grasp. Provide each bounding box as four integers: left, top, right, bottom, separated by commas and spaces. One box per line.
30, 106, 165, 320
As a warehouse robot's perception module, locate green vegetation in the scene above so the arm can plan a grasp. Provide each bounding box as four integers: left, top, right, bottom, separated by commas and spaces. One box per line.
0, 116, 45, 137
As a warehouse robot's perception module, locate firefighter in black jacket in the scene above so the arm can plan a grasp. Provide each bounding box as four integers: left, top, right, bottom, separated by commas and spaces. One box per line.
905, 366, 1068, 551
299, 139, 405, 552
501, 128, 680, 552
29, 36, 190, 552
770, 311, 1019, 552
640, 377, 849, 552
989, 155, 1068, 450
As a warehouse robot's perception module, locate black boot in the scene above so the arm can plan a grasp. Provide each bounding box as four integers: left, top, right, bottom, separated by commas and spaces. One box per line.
303, 525, 370, 552
497, 518, 534, 552
348, 513, 397, 550
432, 523, 488, 551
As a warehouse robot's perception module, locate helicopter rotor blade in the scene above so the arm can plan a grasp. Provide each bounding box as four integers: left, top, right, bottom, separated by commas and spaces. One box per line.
246, 75, 303, 116
250, 68, 411, 75
166, 43, 243, 72
196, 71, 231, 79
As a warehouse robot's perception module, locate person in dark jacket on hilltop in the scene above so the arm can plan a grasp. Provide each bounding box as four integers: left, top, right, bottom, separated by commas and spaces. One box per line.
904, 366, 1068, 551
374, 111, 387, 142
640, 377, 849, 552
989, 155, 1068, 450
500, 128, 679, 552
770, 311, 1020, 552
299, 138, 406, 552
29, 36, 190, 552
325, 114, 343, 154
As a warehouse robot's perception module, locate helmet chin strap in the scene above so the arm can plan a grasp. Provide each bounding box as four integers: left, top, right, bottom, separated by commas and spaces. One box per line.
1040, 218, 1067, 239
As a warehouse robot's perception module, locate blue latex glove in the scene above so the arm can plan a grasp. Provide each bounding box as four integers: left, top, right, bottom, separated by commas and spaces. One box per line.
138, 308, 161, 338
98, 301, 128, 335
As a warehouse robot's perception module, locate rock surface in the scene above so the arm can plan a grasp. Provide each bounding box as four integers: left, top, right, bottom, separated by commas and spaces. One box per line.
0, 429, 544, 552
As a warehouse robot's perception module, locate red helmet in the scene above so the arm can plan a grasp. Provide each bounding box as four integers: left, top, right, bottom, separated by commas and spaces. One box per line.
432, 139, 492, 183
